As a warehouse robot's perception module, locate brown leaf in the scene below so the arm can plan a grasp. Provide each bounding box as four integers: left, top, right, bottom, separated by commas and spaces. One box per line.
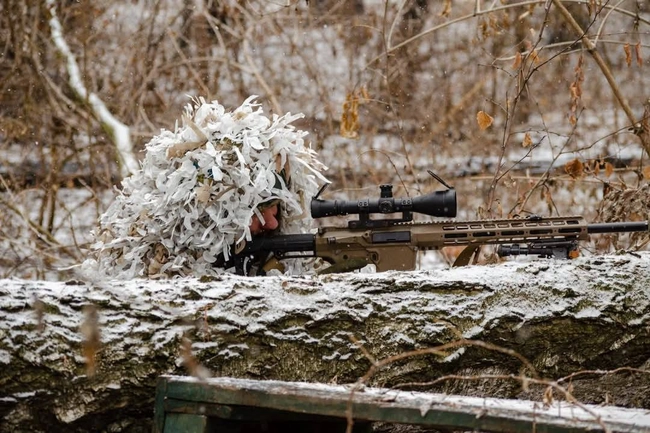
542, 386, 554, 408
530, 48, 540, 63
359, 86, 370, 102
488, 13, 498, 32
439, 0, 451, 17
477, 111, 493, 130
568, 56, 583, 127
643, 166, 650, 179
167, 140, 205, 159
624, 43, 632, 67
570, 56, 584, 99
636, 42, 643, 67
512, 51, 522, 70
592, 160, 600, 176
565, 158, 584, 179
568, 249, 580, 259
604, 162, 614, 178
500, 10, 511, 30
340, 91, 360, 138
522, 132, 532, 148
569, 114, 577, 126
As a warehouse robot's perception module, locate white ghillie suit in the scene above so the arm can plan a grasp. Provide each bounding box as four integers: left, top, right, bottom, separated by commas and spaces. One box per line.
83, 96, 329, 279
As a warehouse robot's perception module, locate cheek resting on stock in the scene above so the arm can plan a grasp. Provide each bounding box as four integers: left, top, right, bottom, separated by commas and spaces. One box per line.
249, 204, 280, 235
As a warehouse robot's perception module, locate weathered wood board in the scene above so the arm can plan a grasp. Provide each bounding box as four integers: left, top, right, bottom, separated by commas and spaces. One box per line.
154, 375, 650, 433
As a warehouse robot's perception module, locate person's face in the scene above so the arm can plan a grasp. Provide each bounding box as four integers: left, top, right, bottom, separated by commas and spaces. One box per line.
249, 204, 279, 235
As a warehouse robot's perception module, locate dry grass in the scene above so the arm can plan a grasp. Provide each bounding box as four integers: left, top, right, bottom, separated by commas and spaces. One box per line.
1, 0, 649, 278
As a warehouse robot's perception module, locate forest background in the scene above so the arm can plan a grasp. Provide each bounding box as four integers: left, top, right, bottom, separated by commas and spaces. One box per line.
1, 0, 650, 281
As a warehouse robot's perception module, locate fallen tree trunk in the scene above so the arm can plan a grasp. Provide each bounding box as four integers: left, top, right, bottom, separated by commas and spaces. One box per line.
1, 253, 649, 432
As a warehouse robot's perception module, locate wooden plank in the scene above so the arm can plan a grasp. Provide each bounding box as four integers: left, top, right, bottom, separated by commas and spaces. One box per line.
162, 413, 209, 433
157, 375, 650, 433
164, 398, 344, 422
152, 375, 168, 433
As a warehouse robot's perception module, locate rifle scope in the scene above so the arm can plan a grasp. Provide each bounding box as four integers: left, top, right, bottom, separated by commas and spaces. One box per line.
311, 185, 457, 219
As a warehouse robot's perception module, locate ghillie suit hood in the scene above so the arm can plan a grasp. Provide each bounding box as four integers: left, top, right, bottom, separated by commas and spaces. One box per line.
83, 96, 329, 279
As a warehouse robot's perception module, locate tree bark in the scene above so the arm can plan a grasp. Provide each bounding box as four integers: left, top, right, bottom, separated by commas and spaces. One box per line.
1, 253, 649, 432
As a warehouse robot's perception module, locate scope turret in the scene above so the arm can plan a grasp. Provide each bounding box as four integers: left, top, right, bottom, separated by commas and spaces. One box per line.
311, 185, 457, 219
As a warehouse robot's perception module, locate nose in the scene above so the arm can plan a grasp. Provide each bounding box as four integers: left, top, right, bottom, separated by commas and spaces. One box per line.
260, 206, 279, 231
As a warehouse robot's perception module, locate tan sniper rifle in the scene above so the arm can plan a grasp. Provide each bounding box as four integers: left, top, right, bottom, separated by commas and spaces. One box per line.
233, 179, 649, 275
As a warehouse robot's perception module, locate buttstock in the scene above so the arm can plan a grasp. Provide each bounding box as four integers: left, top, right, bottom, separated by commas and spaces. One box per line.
317, 245, 418, 273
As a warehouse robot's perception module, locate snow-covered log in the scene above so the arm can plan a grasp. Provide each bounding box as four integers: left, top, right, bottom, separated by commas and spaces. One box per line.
1, 253, 650, 432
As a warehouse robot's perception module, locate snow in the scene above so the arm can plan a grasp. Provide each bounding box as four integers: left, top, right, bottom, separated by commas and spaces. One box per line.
0, 349, 11, 365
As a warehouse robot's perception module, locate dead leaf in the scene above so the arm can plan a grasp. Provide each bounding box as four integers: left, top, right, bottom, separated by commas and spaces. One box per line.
569, 56, 584, 125
643, 166, 650, 179
184, 114, 208, 141
530, 48, 540, 63
522, 132, 532, 148
479, 19, 489, 39
500, 10, 511, 30
542, 386, 554, 408
624, 43, 632, 67
569, 114, 577, 126
340, 91, 360, 138
477, 111, 493, 130
439, 0, 451, 17
488, 13, 498, 32
604, 162, 614, 178
512, 51, 522, 70
592, 160, 600, 176
148, 243, 169, 276
360, 86, 370, 102
166, 140, 205, 159
636, 42, 643, 67
565, 158, 584, 179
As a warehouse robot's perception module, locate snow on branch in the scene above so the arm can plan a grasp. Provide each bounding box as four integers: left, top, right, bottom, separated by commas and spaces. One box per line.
45, 0, 139, 178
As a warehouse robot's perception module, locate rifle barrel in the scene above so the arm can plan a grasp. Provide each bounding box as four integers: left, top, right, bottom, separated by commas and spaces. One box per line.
587, 221, 649, 234
243, 233, 316, 254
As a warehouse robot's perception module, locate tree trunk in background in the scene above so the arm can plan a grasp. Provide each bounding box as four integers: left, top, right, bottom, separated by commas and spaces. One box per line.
1, 253, 649, 432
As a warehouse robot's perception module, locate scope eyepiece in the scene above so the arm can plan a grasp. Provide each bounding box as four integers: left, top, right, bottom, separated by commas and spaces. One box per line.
311, 188, 457, 219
